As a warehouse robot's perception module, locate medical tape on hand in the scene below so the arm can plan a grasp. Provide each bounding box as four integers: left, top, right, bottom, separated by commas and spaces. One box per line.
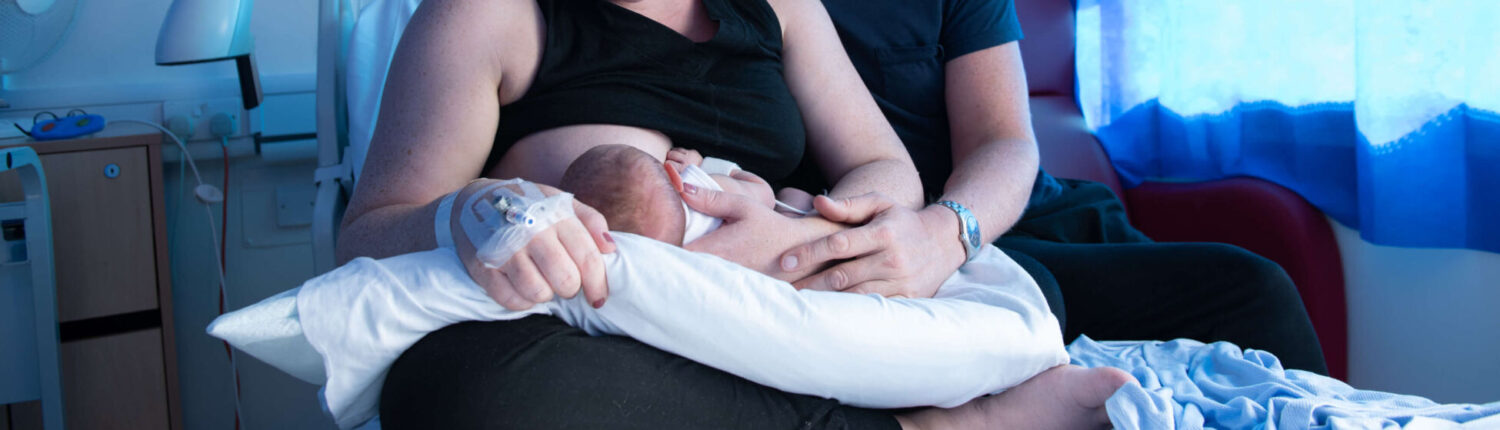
456, 179, 576, 268
435, 191, 459, 248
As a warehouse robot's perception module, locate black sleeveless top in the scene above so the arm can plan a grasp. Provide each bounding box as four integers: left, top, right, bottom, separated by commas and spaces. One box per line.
492, 0, 807, 181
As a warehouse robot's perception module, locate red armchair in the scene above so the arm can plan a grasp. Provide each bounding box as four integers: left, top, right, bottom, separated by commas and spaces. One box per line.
1014, 0, 1349, 380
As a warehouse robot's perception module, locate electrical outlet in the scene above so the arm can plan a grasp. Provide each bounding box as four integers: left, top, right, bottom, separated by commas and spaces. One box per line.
161, 98, 246, 141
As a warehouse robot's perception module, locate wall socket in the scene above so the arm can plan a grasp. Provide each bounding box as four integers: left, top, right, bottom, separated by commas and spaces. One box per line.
161, 98, 247, 141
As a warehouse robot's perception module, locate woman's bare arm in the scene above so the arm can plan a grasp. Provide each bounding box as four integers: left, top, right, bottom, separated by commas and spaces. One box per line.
770, 0, 922, 207
340, 0, 527, 261
339, 0, 612, 310
686, 0, 924, 277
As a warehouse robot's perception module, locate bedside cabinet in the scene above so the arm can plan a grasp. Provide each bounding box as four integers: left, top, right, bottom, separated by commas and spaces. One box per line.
0, 133, 181, 430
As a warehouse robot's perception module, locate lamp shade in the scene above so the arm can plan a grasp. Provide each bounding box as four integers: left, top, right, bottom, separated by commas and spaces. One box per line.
156, 0, 255, 65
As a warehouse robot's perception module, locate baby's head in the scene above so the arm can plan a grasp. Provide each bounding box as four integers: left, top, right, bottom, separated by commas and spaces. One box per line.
561, 144, 687, 245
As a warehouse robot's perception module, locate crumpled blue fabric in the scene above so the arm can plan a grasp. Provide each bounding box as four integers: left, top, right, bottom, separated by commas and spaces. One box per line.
1068, 336, 1500, 429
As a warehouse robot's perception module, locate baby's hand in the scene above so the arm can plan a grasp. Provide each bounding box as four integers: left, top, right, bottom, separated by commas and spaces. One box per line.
667, 147, 704, 166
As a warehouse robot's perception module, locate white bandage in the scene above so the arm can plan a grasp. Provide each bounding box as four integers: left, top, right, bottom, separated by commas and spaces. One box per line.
434, 191, 459, 249
451, 179, 576, 268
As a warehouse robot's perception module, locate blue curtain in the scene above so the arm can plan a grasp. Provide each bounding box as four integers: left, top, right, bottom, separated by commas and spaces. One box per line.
1075, 0, 1500, 253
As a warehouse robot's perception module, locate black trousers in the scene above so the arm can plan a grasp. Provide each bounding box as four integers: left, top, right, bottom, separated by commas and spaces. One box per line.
998, 175, 1328, 375
380, 316, 901, 430
381, 177, 1329, 428
999, 239, 1329, 375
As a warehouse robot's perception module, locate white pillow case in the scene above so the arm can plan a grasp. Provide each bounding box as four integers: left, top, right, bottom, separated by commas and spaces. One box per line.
211, 233, 1065, 429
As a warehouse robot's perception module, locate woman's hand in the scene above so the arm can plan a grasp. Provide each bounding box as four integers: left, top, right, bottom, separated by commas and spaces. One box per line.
678, 182, 845, 282
449, 180, 617, 310
781, 193, 968, 298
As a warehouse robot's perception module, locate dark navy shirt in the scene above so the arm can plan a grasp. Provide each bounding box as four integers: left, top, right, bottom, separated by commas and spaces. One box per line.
782, 0, 1032, 201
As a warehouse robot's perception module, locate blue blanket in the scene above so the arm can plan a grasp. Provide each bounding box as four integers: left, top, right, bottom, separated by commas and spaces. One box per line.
1067, 336, 1500, 429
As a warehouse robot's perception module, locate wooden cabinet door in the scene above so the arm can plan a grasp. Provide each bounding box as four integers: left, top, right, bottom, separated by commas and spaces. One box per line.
41, 148, 159, 322
58, 329, 171, 430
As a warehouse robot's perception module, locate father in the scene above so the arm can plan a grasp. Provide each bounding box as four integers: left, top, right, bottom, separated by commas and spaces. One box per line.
751, 0, 1329, 374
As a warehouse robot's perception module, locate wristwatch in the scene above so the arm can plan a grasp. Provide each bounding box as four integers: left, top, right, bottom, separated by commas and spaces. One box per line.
935, 200, 982, 262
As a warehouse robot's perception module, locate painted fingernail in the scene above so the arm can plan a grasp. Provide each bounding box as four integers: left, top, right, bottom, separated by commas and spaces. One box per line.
683, 182, 698, 195
592, 298, 607, 309
603, 232, 616, 243
781, 255, 798, 271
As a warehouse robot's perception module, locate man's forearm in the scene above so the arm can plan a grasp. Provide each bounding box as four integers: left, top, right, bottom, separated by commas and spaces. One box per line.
826, 158, 924, 210
939, 137, 1038, 243
336, 199, 443, 265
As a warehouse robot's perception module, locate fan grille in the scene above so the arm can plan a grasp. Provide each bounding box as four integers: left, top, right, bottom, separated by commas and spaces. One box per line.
0, 0, 76, 74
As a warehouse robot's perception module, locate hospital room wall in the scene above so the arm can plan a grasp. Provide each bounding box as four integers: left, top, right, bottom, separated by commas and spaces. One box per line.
2, 0, 334, 429
1331, 219, 1500, 404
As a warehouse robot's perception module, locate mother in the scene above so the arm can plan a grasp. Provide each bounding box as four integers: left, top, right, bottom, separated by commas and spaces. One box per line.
336, 0, 1120, 428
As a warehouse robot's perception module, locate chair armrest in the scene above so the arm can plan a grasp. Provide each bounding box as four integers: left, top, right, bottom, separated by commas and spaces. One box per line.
1124, 177, 1348, 380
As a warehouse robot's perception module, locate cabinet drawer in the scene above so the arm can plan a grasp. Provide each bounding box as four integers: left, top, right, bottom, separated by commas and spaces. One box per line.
41, 148, 159, 322
59, 329, 171, 430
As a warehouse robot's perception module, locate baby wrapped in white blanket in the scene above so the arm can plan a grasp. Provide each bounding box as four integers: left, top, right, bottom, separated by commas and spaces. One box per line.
208, 146, 1066, 430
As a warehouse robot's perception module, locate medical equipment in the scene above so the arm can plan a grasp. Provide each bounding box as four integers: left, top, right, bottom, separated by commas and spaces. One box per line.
0, 146, 65, 429
455, 180, 576, 268
107, 119, 244, 429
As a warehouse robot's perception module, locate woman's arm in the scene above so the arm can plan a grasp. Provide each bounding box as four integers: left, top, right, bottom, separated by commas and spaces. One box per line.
340, 0, 613, 310
340, 0, 518, 261
685, 0, 923, 275
770, 0, 922, 206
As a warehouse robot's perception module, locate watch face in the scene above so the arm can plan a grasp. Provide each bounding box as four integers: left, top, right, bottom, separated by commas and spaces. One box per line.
964, 219, 982, 248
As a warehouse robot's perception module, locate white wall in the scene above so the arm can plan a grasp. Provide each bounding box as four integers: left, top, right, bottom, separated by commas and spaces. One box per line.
1333, 218, 1500, 404
2, 0, 334, 428
3, 0, 315, 107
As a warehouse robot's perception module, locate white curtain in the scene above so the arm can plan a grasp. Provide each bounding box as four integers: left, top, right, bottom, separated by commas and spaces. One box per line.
1075, 0, 1500, 252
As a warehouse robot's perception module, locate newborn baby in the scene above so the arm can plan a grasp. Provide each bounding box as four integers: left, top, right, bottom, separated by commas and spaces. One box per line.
558, 144, 788, 247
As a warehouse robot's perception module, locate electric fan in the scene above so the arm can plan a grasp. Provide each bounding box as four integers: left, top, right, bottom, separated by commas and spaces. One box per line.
0, 0, 78, 107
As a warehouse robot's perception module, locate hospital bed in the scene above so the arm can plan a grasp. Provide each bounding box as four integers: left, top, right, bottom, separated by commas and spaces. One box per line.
309, 0, 1350, 380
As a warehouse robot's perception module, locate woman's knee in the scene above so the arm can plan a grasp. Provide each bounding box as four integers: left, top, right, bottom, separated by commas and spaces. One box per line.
380, 318, 583, 429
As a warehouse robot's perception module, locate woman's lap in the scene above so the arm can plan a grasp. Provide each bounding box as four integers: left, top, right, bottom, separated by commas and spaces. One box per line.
380, 315, 900, 430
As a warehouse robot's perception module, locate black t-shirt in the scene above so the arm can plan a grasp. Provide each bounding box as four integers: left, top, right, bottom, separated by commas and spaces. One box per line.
781, 0, 1026, 200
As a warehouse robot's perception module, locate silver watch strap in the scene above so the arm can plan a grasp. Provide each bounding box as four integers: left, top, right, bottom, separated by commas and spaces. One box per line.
935, 200, 981, 262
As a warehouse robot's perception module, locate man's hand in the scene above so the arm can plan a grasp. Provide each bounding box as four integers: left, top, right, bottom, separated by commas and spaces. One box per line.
449, 180, 616, 310
781, 193, 968, 298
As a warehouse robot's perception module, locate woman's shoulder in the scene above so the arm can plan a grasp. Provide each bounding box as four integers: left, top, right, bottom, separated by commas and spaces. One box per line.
409, 0, 546, 103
